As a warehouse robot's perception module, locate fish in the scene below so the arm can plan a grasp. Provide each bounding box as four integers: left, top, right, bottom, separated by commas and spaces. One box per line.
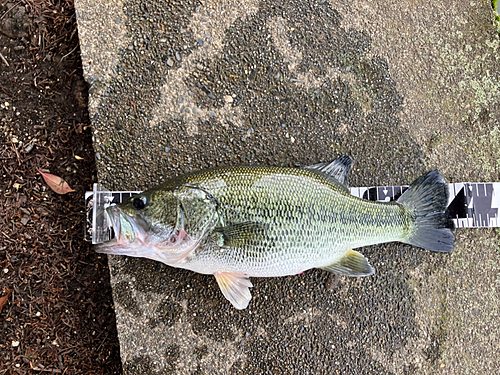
96, 156, 455, 309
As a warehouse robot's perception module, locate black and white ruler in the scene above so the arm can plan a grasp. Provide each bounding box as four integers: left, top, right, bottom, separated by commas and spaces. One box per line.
85, 182, 500, 244
350, 182, 500, 229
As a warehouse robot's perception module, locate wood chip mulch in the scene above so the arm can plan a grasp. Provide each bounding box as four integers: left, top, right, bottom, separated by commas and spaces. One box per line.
1, 1, 122, 373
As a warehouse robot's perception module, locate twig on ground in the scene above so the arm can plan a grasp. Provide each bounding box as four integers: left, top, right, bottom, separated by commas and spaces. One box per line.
59, 43, 79, 64
0, 51, 8, 67
0, 2, 18, 21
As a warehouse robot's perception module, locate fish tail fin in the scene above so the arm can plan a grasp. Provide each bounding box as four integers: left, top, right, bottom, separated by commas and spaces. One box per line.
397, 170, 455, 253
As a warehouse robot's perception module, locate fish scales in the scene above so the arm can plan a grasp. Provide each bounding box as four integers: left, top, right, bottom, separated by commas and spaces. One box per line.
96, 157, 454, 309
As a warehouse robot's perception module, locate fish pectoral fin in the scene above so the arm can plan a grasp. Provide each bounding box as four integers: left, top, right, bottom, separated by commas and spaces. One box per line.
214, 222, 268, 248
320, 249, 374, 277
214, 272, 253, 310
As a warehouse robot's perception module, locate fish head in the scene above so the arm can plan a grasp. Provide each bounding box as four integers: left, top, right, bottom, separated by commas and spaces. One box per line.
97, 189, 194, 264
115, 190, 179, 242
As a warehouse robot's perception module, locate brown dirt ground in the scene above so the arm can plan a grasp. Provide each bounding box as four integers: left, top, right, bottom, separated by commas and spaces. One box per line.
0, 1, 122, 373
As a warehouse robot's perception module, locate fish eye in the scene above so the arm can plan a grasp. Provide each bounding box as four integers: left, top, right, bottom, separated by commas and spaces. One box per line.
132, 196, 146, 210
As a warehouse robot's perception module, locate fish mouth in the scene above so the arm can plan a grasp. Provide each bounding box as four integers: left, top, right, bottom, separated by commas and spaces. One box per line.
106, 205, 136, 244
95, 205, 199, 265
95, 205, 147, 254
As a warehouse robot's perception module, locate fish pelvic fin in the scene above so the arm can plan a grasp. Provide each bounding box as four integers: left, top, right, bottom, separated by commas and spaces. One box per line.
397, 169, 455, 253
214, 272, 253, 310
320, 249, 374, 277
305, 155, 353, 190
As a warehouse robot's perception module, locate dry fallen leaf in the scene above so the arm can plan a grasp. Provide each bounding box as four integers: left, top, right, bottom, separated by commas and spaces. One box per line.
0, 289, 11, 315
38, 169, 75, 194
0, 296, 8, 314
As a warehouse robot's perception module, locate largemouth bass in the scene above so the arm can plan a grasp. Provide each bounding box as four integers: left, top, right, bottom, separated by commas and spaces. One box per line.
96, 156, 455, 309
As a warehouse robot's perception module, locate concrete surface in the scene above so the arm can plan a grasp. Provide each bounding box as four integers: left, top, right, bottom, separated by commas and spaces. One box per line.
75, 0, 500, 373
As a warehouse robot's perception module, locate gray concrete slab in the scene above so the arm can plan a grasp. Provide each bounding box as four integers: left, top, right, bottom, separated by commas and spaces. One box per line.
75, 0, 500, 373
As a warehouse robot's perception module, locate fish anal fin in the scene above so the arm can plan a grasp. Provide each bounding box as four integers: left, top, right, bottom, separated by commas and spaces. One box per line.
320, 249, 374, 277
214, 272, 253, 310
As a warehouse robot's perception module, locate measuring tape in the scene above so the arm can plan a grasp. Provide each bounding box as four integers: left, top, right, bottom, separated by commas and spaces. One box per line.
85, 182, 500, 244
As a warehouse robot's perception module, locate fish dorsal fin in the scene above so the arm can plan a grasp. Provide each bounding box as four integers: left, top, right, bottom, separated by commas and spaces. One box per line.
214, 272, 253, 309
320, 249, 374, 277
213, 222, 269, 248
305, 155, 353, 189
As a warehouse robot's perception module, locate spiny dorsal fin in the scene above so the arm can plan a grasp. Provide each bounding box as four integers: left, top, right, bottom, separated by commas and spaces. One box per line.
305, 155, 353, 188
214, 272, 253, 309
320, 249, 374, 277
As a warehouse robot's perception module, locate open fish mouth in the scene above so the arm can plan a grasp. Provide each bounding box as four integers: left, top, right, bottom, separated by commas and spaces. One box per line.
95, 205, 198, 263
105, 205, 137, 244
95, 205, 148, 255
